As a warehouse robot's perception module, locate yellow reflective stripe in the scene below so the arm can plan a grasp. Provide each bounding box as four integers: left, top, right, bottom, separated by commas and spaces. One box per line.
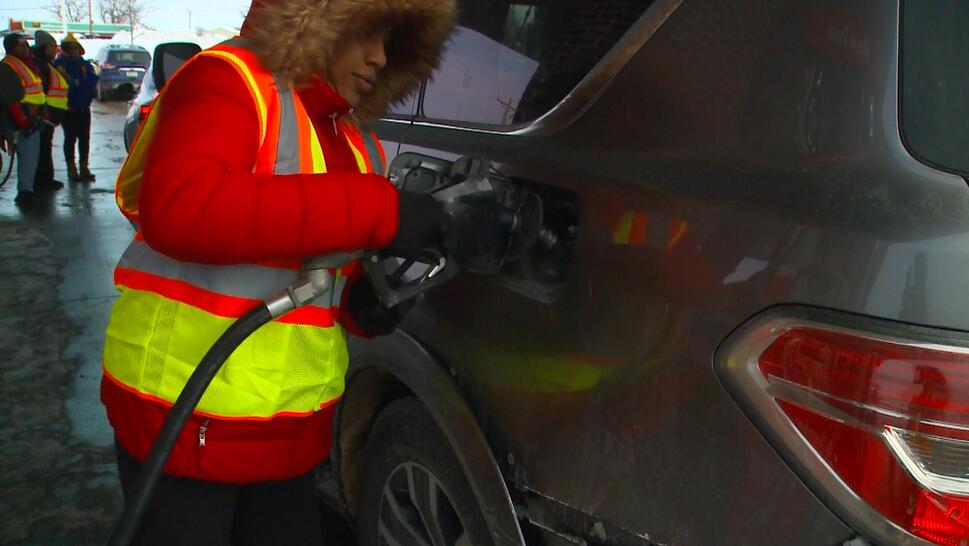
104, 288, 348, 418
308, 120, 327, 173
343, 133, 369, 173
116, 90, 168, 219
197, 50, 267, 146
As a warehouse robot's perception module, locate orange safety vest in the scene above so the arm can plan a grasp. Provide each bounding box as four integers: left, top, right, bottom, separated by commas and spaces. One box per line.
45, 64, 69, 110
2, 55, 46, 106
104, 40, 386, 424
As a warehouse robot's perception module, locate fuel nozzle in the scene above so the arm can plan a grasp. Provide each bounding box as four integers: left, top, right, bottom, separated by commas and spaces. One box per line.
363, 153, 534, 307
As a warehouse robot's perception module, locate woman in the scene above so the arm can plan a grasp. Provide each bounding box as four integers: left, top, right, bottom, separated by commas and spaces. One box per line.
102, 0, 456, 543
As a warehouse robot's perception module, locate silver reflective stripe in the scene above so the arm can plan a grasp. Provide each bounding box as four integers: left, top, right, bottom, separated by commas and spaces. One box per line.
118, 240, 304, 301
360, 131, 384, 175
274, 78, 301, 175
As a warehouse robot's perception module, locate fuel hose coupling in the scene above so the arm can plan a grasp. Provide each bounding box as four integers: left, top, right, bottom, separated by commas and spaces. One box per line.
264, 251, 362, 318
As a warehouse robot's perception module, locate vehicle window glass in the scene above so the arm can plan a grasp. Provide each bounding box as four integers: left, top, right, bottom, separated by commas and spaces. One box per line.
422, 0, 652, 126
108, 50, 151, 66
900, 0, 969, 176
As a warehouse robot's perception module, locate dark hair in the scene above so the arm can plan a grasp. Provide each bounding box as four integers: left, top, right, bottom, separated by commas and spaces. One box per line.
3, 33, 25, 54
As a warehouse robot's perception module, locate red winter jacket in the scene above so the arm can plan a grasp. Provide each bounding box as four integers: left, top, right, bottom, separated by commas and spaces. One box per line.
102, 56, 400, 482
138, 56, 399, 265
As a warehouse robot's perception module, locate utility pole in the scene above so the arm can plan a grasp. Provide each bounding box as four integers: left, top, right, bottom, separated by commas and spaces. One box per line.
188, 10, 192, 32
88, 0, 94, 36
130, 7, 134, 45
59, 0, 68, 35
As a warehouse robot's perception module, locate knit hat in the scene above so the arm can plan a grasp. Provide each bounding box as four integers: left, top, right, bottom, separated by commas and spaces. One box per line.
61, 32, 85, 55
34, 30, 56, 49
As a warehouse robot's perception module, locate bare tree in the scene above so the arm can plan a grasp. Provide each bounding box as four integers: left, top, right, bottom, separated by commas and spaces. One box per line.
47, 0, 88, 23
99, 0, 150, 28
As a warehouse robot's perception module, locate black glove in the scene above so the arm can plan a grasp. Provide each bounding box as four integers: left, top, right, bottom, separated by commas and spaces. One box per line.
382, 190, 446, 259
345, 274, 416, 336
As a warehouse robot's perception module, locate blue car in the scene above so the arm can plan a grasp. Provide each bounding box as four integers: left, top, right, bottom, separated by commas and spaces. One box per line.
94, 44, 150, 101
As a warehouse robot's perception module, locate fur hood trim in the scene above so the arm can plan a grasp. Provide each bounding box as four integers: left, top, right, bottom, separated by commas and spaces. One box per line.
242, 0, 456, 122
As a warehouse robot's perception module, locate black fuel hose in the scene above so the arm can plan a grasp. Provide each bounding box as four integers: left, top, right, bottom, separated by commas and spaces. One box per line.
107, 303, 274, 546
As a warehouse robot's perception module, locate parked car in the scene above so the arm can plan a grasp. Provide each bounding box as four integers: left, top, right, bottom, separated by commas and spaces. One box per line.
95, 44, 150, 101
322, 1, 969, 546
124, 42, 202, 151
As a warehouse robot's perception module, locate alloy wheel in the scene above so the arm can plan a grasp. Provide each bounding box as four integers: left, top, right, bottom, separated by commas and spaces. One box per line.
377, 462, 471, 546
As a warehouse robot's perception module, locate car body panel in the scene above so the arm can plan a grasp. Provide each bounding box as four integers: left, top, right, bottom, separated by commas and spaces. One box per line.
357, 0, 968, 544
341, 332, 526, 546
124, 42, 202, 151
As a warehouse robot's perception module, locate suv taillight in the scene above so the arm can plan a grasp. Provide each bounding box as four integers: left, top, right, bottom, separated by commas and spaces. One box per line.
718, 310, 969, 546
139, 103, 152, 121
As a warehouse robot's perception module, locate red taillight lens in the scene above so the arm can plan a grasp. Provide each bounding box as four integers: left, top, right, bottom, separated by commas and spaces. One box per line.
139, 103, 152, 121
103, 62, 116, 69
757, 327, 969, 545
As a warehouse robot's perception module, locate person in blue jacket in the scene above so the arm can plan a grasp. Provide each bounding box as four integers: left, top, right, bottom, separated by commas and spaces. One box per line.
54, 33, 97, 182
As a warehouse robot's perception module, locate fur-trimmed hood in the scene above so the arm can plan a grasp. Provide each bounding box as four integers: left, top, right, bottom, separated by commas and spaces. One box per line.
241, 0, 456, 122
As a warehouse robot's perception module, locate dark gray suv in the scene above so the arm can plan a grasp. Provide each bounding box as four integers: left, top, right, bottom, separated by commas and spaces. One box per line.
326, 2, 969, 545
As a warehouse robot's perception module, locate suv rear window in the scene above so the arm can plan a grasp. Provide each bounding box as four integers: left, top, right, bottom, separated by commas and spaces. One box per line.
900, 1, 969, 176
108, 50, 150, 66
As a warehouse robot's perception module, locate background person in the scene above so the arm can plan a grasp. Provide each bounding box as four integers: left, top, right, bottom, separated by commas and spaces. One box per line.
31, 30, 67, 192
2, 33, 43, 206
54, 33, 98, 183
0, 38, 25, 155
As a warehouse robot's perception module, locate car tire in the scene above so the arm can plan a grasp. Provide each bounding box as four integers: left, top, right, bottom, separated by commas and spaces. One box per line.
356, 397, 494, 546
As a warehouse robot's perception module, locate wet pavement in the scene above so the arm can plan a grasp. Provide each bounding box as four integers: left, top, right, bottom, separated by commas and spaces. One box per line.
0, 101, 132, 545
0, 102, 356, 545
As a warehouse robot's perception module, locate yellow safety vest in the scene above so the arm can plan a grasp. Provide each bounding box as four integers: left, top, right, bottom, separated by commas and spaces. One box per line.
104, 40, 386, 421
45, 64, 69, 110
2, 55, 45, 106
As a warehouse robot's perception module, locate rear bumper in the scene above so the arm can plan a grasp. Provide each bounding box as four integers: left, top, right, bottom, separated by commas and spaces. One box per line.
100, 71, 145, 89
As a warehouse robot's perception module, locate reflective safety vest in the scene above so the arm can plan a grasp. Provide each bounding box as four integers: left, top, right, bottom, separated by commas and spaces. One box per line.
104, 40, 386, 425
44, 64, 69, 110
2, 55, 45, 106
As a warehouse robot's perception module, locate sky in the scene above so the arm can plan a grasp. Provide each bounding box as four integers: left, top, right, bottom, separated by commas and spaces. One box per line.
2, 0, 252, 32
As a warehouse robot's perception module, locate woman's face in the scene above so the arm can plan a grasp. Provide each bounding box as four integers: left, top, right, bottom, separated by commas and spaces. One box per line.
325, 29, 389, 107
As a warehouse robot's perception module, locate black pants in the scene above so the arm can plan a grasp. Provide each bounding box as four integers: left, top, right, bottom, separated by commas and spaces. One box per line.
36, 123, 55, 186
114, 440, 324, 546
62, 107, 91, 163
